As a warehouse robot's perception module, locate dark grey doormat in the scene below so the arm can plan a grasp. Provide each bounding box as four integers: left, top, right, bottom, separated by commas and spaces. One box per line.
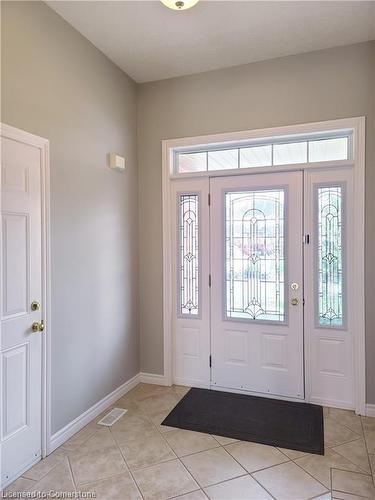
162, 387, 324, 455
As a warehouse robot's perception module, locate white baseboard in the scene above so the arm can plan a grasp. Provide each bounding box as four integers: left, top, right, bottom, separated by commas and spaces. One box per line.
49, 373, 140, 453
309, 397, 355, 411
366, 404, 375, 417
139, 371, 168, 386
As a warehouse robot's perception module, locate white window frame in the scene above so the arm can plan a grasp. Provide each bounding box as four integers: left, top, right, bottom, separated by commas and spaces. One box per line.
162, 117, 365, 415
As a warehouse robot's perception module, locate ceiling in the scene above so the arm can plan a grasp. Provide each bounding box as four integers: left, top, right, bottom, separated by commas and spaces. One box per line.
47, 1, 375, 83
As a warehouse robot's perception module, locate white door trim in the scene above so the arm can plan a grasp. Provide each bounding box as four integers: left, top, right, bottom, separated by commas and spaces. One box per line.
162, 117, 366, 414
0, 123, 51, 467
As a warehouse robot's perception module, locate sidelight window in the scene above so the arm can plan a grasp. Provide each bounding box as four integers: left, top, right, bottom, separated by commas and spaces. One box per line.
178, 194, 200, 316
317, 185, 345, 327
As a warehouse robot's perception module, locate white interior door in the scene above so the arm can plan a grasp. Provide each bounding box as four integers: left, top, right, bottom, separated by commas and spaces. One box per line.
210, 171, 304, 399
1, 132, 43, 485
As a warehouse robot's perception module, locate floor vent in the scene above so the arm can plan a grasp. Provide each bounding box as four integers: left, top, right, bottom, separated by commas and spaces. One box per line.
97, 408, 128, 427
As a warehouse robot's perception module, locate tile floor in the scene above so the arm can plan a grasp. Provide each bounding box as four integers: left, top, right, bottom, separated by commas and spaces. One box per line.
4, 384, 375, 500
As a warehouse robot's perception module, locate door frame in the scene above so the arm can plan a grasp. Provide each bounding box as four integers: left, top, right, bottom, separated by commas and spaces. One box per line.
0, 123, 51, 481
162, 117, 366, 415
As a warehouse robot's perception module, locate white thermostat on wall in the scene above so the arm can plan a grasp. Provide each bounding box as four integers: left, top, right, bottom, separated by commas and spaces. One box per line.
108, 153, 125, 171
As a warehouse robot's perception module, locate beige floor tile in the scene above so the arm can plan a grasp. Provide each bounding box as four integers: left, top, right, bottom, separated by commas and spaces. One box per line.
77, 427, 117, 454
212, 435, 239, 446
5, 476, 37, 493
165, 429, 219, 457
181, 447, 246, 488
114, 392, 136, 407
204, 474, 272, 499
323, 407, 330, 417
315, 494, 332, 500
110, 414, 156, 446
130, 383, 176, 402
324, 418, 361, 448
332, 438, 371, 473
277, 447, 308, 460
295, 448, 364, 489
171, 490, 207, 500
133, 459, 199, 500
173, 385, 191, 397
94, 404, 114, 420
363, 429, 375, 454
120, 432, 176, 470
32, 460, 75, 494
225, 441, 289, 473
333, 492, 370, 500
61, 422, 98, 451
148, 409, 176, 433
327, 409, 363, 435
369, 454, 375, 477
253, 461, 328, 500
23, 448, 68, 480
84, 471, 142, 500
137, 392, 182, 414
69, 445, 127, 485
361, 416, 375, 433
331, 469, 375, 498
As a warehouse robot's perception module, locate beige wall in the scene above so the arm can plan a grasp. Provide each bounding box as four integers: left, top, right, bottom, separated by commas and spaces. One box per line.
2, 1, 139, 433
137, 42, 375, 403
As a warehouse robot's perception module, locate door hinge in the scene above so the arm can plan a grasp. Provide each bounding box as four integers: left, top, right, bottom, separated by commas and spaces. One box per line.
209, 355, 212, 368
208, 193, 211, 206
303, 234, 310, 244
209, 274, 211, 287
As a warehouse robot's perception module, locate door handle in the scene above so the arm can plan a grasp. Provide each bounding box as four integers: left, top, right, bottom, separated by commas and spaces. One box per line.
31, 321, 44, 333
290, 298, 299, 306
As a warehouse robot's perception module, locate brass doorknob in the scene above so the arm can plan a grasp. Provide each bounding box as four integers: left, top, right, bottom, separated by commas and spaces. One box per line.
290, 298, 299, 306
32, 321, 44, 333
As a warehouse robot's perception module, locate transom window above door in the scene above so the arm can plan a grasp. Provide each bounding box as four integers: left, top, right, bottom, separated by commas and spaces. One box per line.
173, 133, 351, 175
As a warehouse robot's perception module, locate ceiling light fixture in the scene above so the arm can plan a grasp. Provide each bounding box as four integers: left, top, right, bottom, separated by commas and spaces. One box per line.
160, 0, 199, 10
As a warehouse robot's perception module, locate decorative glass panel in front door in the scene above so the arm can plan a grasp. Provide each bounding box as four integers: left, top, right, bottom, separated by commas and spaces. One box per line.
225, 190, 285, 322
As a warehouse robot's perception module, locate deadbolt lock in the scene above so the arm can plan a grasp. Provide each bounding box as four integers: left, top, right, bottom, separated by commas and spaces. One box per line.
32, 321, 44, 333
31, 301, 40, 311
290, 298, 299, 306
290, 282, 299, 291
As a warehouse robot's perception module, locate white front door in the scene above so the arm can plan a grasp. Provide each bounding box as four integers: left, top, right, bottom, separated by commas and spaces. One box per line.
210, 171, 304, 399
1, 132, 44, 484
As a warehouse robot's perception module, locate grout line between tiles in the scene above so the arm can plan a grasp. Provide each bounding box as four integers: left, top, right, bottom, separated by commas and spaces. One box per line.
66, 456, 78, 493
361, 416, 375, 487
330, 466, 375, 499
201, 473, 249, 490
167, 488, 206, 500
216, 446, 278, 500
109, 427, 146, 500
283, 457, 330, 492
332, 444, 372, 475
332, 492, 370, 500
21, 460, 61, 484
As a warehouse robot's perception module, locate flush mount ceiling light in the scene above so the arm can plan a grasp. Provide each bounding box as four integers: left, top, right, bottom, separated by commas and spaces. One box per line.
160, 0, 199, 10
